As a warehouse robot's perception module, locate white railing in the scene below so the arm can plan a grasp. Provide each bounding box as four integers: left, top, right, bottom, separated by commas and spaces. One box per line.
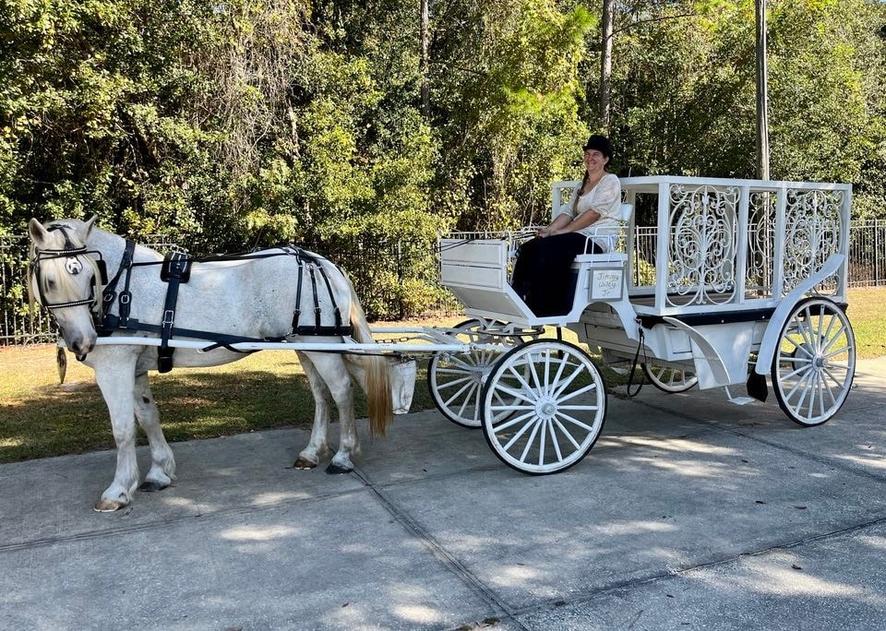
617, 176, 852, 313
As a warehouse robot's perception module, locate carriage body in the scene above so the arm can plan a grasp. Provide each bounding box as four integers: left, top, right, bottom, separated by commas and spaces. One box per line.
435, 176, 856, 473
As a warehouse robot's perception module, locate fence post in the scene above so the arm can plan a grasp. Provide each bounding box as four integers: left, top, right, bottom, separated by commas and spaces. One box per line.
876, 222, 881, 286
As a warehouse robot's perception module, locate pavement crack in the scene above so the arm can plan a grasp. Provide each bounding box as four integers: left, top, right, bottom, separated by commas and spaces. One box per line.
351, 466, 531, 631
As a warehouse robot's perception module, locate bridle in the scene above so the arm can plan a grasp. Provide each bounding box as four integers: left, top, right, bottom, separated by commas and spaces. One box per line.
28, 224, 108, 319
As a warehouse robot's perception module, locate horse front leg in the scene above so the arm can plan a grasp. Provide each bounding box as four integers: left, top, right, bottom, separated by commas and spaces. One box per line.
306, 353, 358, 474
93, 352, 140, 511
133, 372, 176, 492
293, 353, 331, 470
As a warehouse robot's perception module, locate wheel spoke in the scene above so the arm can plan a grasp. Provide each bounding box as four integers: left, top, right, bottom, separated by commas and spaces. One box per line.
820, 321, 848, 355
783, 368, 814, 404
490, 404, 535, 411
820, 312, 837, 351
495, 383, 537, 404
548, 419, 563, 462
543, 349, 552, 397
527, 351, 544, 394
793, 369, 815, 412
507, 366, 537, 397
493, 410, 537, 433
823, 367, 847, 391
500, 416, 538, 453
784, 335, 814, 358
555, 382, 598, 404
555, 411, 594, 433
558, 404, 600, 411
443, 379, 476, 407
537, 420, 547, 466
782, 363, 811, 381
553, 417, 581, 450
806, 371, 818, 419
435, 367, 473, 375
551, 361, 585, 398
436, 375, 472, 389
519, 421, 542, 463
456, 383, 478, 418
823, 346, 850, 360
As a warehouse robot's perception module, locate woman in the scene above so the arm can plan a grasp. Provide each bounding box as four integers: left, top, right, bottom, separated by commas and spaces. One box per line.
511, 134, 622, 316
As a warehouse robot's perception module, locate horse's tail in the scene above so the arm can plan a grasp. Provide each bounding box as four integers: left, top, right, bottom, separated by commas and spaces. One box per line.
344, 275, 392, 437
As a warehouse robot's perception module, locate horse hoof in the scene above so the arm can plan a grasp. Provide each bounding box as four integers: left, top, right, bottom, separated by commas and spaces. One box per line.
325, 462, 352, 475
94, 499, 127, 512
138, 480, 169, 493
293, 457, 317, 470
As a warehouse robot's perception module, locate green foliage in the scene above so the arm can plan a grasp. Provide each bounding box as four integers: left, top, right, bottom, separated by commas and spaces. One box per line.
1, 0, 884, 317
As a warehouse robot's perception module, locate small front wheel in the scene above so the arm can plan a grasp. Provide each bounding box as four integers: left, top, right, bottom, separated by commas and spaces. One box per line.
642, 360, 698, 393
771, 297, 855, 426
481, 340, 607, 474
428, 319, 520, 428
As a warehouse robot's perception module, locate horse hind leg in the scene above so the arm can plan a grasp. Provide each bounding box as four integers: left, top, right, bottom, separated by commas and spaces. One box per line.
133, 372, 176, 492
293, 353, 332, 470
304, 352, 358, 474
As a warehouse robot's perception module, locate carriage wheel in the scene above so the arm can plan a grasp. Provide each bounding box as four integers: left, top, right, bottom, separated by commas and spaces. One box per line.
771, 297, 855, 427
481, 340, 607, 474
642, 360, 698, 393
428, 319, 521, 428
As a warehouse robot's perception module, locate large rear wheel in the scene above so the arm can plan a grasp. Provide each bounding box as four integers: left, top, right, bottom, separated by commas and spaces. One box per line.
771, 297, 855, 426
481, 340, 607, 474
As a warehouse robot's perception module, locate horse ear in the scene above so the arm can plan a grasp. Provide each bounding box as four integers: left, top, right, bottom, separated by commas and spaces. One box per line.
83, 215, 97, 238
28, 218, 49, 247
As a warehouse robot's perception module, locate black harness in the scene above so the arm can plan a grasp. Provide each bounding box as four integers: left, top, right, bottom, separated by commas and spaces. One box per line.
96, 244, 353, 373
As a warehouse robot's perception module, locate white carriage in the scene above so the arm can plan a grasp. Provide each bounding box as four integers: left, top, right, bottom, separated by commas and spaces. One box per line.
431, 176, 856, 474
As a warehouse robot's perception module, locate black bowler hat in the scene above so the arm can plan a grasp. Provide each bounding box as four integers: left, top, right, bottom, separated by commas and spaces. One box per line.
583, 134, 613, 160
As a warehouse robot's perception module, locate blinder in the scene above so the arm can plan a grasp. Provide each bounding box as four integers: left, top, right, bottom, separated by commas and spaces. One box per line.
30, 243, 107, 317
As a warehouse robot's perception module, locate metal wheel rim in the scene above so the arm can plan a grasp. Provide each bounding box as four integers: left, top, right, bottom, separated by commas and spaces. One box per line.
642, 361, 698, 393
482, 341, 606, 474
772, 298, 855, 426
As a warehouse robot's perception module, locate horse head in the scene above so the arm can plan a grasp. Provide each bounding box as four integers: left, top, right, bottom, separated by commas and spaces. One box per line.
27, 216, 105, 358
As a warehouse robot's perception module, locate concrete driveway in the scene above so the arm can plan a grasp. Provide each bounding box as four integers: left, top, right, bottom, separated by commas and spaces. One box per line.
2, 358, 885, 630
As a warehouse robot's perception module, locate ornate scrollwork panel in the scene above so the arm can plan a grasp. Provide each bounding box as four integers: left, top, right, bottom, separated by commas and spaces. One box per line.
667, 185, 739, 306
782, 189, 843, 295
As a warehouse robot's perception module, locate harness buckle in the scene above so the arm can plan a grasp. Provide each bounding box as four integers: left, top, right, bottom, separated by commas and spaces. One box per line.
119, 292, 131, 305
162, 309, 175, 327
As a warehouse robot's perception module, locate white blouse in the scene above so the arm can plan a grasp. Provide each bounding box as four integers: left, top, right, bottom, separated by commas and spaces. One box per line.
567, 173, 622, 251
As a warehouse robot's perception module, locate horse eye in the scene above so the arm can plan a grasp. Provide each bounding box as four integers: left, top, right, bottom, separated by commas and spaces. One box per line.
47, 279, 57, 290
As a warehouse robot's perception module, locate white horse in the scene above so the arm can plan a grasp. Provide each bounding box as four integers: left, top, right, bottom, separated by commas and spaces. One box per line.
27, 217, 415, 512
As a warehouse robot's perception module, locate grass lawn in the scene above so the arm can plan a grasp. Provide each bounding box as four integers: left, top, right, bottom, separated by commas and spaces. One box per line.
2, 287, 885, 464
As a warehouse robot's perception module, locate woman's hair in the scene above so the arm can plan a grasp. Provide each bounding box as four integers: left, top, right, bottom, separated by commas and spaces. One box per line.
571, 171, 590, 214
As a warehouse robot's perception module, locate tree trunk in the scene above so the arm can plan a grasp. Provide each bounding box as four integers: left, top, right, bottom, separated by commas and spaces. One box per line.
600, 0, 614, 130
755, 0, 770, 180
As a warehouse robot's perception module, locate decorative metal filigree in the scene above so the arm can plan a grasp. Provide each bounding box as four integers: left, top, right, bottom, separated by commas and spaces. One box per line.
747, 191, 776, 298
782, 189, 843, 295
666, 185, 739, 306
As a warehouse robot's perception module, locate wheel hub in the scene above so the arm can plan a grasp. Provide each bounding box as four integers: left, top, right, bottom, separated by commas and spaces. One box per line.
536, 398, 557, 420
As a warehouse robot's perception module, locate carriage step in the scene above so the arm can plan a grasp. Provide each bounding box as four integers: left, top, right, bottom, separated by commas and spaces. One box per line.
728, 396, 756, 406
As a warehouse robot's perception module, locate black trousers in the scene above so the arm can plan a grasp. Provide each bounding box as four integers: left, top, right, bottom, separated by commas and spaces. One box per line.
511, 233, 602, 316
